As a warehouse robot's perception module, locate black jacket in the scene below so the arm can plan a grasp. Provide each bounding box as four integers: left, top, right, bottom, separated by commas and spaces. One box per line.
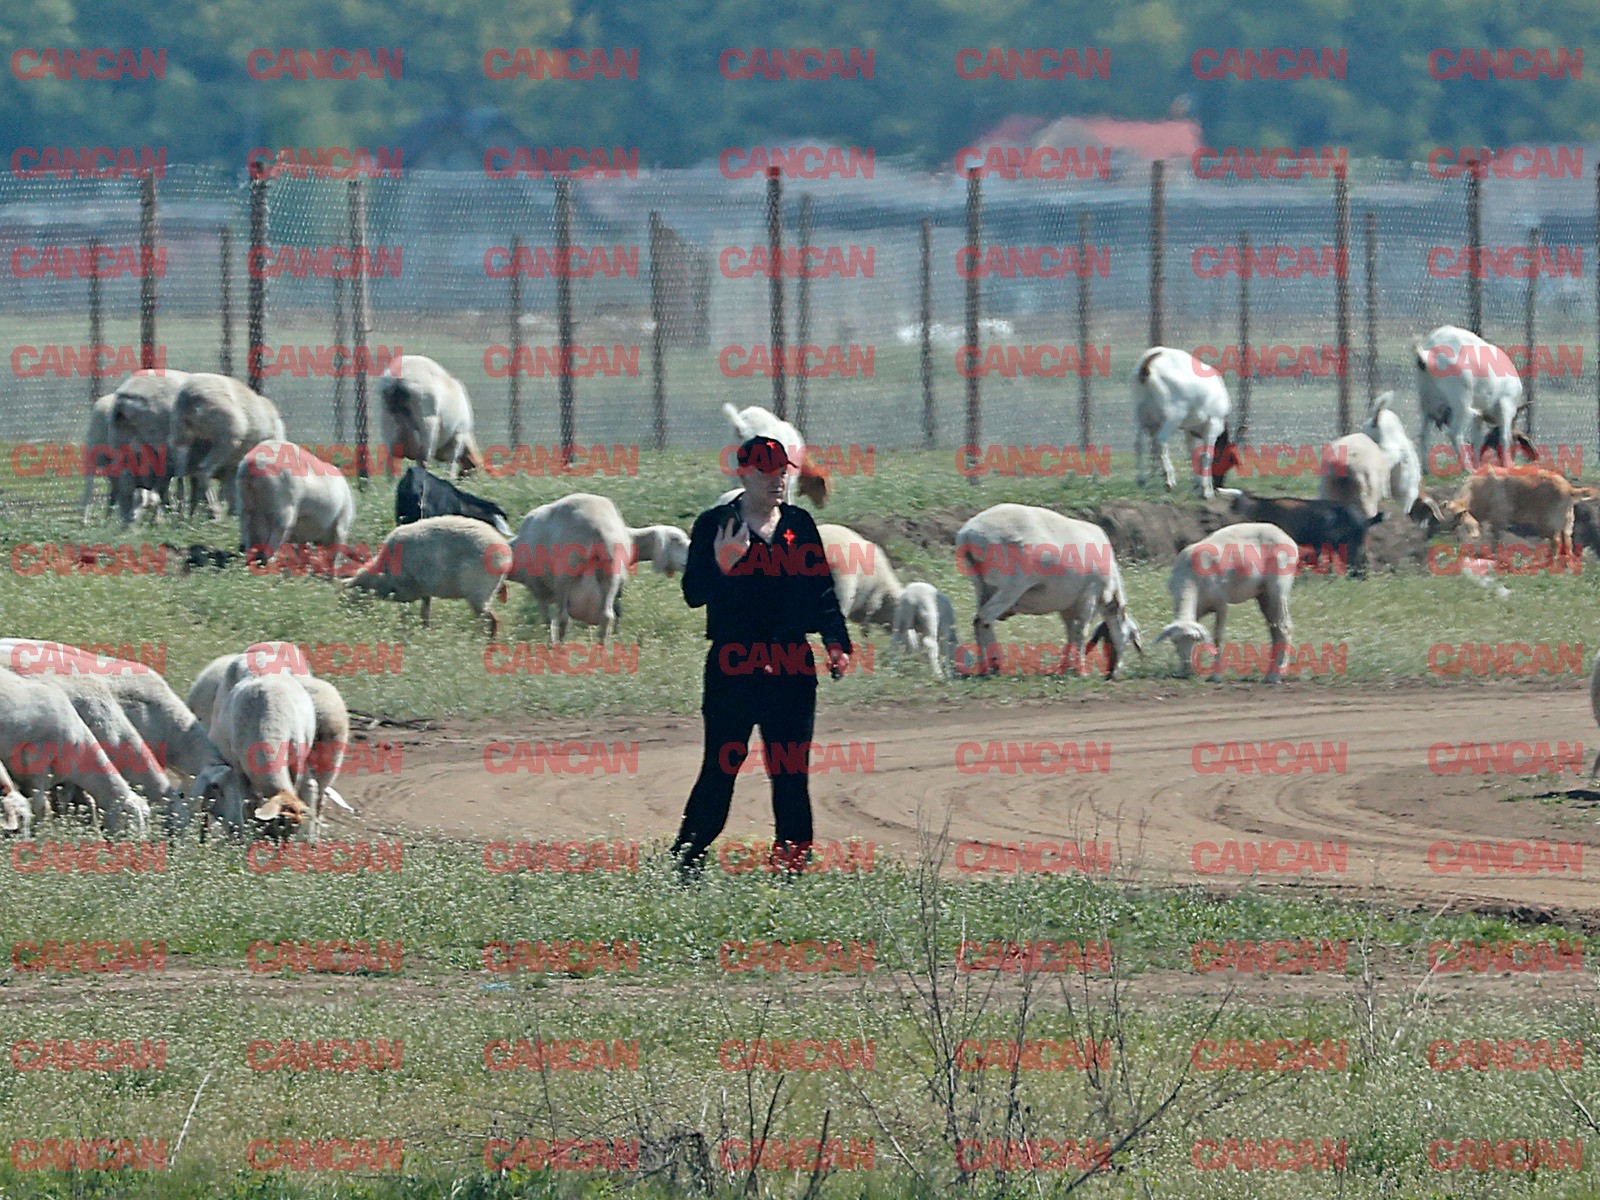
683, 500, 853, 655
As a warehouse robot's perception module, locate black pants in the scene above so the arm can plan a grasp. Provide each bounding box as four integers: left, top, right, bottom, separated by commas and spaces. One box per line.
671, 642, 819, 873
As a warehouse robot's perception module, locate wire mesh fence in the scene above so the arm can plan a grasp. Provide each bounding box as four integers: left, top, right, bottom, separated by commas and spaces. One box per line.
1, 153, 1594, 507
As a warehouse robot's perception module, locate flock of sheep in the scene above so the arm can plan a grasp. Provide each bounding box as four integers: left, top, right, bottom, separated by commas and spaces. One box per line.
6, 317, 1595, 844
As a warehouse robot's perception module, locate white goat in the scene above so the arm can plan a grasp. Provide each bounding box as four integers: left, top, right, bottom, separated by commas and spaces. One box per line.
343, 515, 512, 639
1415, 325, 1532, 476
1358, 391, 1427, 519
1131, 346, 1232, 499
722, 403, 831, 506
955, 504, 1143, 679
891, 581, 958, 678
507, 494, 688, 643
378, 354, 485, 478
1153, 522, 1298, 682
168, 373, 286, 519
236, 440, 356, 567
0, 666, 148, 835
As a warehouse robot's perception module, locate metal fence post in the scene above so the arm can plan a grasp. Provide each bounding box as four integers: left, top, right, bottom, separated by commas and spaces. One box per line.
248, 166, 268, 395
219, 225, 233, 376
554, 176, 576, 466
508, 233, 523, 452
920, 218, 934, 449
1237, 230, 1251, 445
139, 172, 157, 371
649, 212, 667, 451
1078, 211, 1093, 450
87, 236, 102, 404
766, 168, 786, 419
332, 273, 346, 442
1149, 160, 1166, 348
964, 168, 982, 482
1467, 156, 1483, 336
1364, 211, 1378, 403
796, 193, 813, 432
348, 178, 370, 481
1524, 225, 1540, 440
1334, 163, 1351, 435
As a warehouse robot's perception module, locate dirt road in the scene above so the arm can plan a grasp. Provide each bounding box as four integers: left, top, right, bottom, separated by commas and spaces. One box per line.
340, 679, 1600, 912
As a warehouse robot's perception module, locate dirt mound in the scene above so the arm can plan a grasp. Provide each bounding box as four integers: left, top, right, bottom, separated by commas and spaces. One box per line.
1090, 500, 1229, 563
849, 510, 979, 556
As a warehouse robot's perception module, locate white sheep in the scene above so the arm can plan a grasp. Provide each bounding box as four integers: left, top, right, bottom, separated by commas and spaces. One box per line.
31, 672, 179, 820
891, 581, 958, 678
507, 494, 688, 643
78, 393, 120, 523
187, 644, 352, 816
343, 515, 512, 639
378, 354, 485, 478
818, 523, 905, 631
955, 504, 1143, 679
199, 667, 318, 836
168, 373, 286, 520
235, 440, 356, 567
93, 368, 192, 524
722, 403, 831, 506
0, 639, 224, 830
1132, 346, 1232, 499
1152, 522, 1298, 683
0, 666, 149, 836
1359, 391, 1428, 519
1415, 325, 1529, 476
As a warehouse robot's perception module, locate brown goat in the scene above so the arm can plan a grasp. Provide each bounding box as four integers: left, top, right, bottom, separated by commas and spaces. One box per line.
1442, 466, 1599, 561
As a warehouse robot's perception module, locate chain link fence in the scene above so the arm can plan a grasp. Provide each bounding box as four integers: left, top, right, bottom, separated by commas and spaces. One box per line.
1, 153, 1594, 505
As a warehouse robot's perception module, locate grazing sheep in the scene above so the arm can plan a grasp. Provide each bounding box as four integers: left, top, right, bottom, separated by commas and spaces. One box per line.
891, 580, 958, 678
1132, 346, 1232, 499
395, 464, 511, 535
168, 373, 286, 520
199, 670, 318, 836
1153, 522, 1298, 682
1317, 432, 1391, 520
0, 666, 149, 835
955, 504, 1143, 679
1441, 466, 1599, 562
0, 640, 224, 821
344, 515, 512, 639
818, 523, 905, 632
78, 393, 120, 523
188, 645, 352, 816
722, 404, 831, 506
236, 440, 356, 568
507, 494, 687, 643
97, 368, 193, 523
30, 673, 180, 819
1218, 491, 1382, 578
1359, 391, 1437, 521
1415, 325, 1536, 476
378, 354, 485, 478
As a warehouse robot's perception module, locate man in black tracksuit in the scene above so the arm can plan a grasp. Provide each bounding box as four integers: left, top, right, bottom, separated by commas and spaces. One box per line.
671, 436, 853, 879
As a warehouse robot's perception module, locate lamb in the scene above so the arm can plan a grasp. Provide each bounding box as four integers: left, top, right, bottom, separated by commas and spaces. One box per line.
235, 440, 356, 568
954, 504, 1143, 679
344, 515, 512, 639
722, 403, 831, 506
506, 494, 688, 643
1359, 391, 1436, 521
199, 667, 318, 836
891, 581, 958, 678
0, 639, 225, 824
1152, 522, 1298, 682
378, 354, 485, 478
1131, 346, 1232, 499
1415, 325, 1537, 476
0, 666, 150, 835
168, 373, 286, 520
1440, 466, 1599, 563
1217, 491, 1381, 578
1316, 432, 1391, 520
